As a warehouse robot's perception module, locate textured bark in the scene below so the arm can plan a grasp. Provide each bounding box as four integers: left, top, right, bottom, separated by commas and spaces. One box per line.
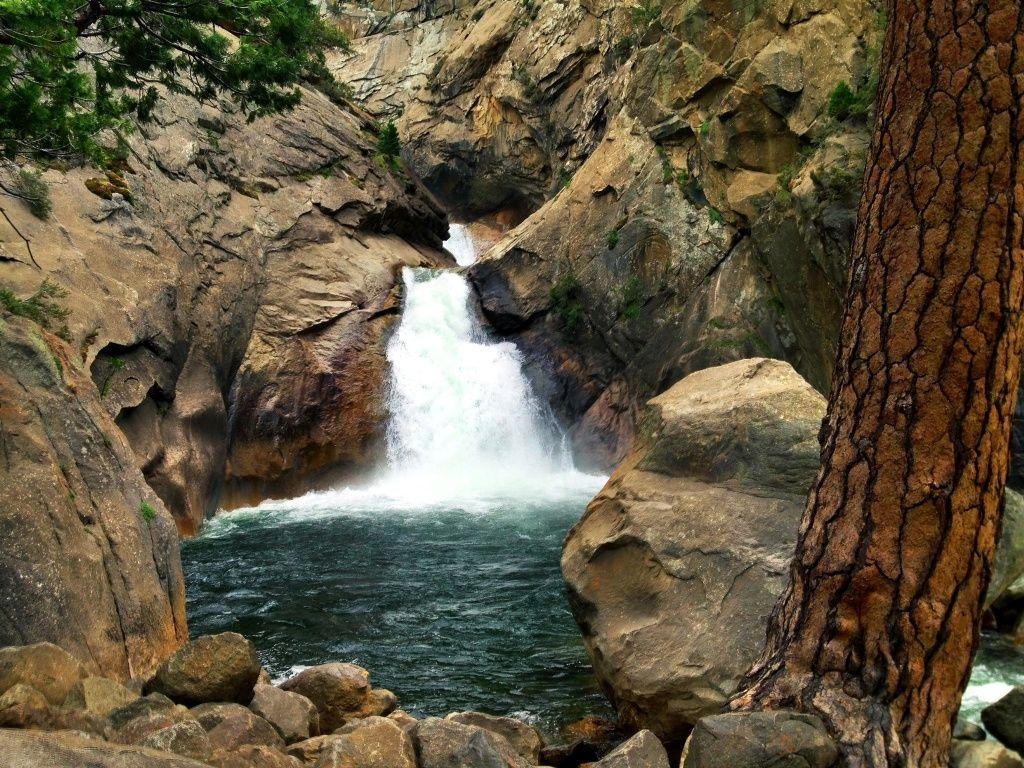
730, 2, 1024, 768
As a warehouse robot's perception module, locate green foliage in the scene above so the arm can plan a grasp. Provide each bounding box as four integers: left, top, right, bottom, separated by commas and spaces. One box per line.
140, 500, 157, 524
811, 157, 865, 201
606, 229, 620, 249
708, 207, 724, 224
100, 356, 125, 397
0, 0, 350, 161
521, 0, 539, 20
699, 119, 712, 137
617, 276, 643, 320
0, 279, 70, 338
512, 65, 541, 101
826, 81, 858, 121
377, 121, 401, 165
11, 167, 52, 219
549, 272, 584, 334
630, 0, 662, 31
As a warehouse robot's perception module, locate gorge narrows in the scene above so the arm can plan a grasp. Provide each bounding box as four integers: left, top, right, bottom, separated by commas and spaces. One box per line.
182, 226, 608, 732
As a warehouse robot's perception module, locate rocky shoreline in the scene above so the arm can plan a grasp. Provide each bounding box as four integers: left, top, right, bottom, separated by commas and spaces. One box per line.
0, 631, 1021, 768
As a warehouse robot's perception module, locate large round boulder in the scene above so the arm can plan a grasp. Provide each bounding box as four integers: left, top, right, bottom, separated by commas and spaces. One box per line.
0, 642, 86, 705
562, 359, 826, 738
279, 663, 373, 732
145, 633, 261, 706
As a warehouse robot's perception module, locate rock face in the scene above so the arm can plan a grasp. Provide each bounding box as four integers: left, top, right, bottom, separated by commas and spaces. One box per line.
562, 358, 826, 737
0, 317, 187, 680
329, 0, 882, 467
250, 683, 319, 744
680, 712, 839, 768
983, 687, 1024, 755
144, 633, 261, 706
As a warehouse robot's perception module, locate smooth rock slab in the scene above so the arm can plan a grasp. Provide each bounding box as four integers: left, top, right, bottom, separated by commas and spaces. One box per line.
0, 727, 211, 767
446, 711, 544, 763
680, 711, 839, 768
983, 686, 1024, 754
64, 676, 137, 716
411, 716, 532, 768
207, 709, 286, 751
250, 683, 319, 743
952, 740, 1024, 768
596, 730, 670, 768
0, 643, 86, 705
145, 633, 261, 706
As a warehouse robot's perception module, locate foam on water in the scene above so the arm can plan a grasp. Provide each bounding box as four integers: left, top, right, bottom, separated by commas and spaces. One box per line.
445, 222, 477, 266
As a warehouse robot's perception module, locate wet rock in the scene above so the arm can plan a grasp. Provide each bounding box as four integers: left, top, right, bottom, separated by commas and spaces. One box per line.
206, 709, 286, 751
952, 740, 1024, 768
145, 633, 261, 706
954, 720, 987, 742
0, 643, 86, 705
411, 716, 532, 768
983, 686, 1024, 754
250, 683, 319, 743
279, 663, 373, 732
64, 676, 138, 716
446, 711, 544, 763
680, 711, 838, 768
316, 716, 416, 768
595, 730, 670, 768
563, 359, 825, 736
139, 720, 214, 761
0, 728, 211, 767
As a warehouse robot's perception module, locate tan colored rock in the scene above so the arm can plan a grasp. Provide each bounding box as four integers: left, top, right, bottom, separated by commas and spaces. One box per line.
250, 683, 319, 744
279, 663, 372, 732
410, 717, 532, 768
191, 702, 257, 731
0, 728, 211, 767
563, 359, 826, 738
287, 734, 345, 764
445, 712, 544, 763
0, 643, 86, 705
64, 676, 137, 716
144, 633, 261, 706
316, 716, 416, 768
210, 744, 303, 768
0, 683, 55, 728
206, 710, 286, 752
138, 720, 214, 761
951, 741, 1024, 768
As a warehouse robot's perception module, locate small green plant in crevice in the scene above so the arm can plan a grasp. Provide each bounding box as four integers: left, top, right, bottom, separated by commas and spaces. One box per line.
100, 357, 126, 397
617, 276, 644, 320
606, 229, 620, 249
699, 119, 712, 137
521, 0, 540, 20
558, 169, 573, 189
140, 501, 158, 525
708, 207, 724, 224
550, 272, 584, 334
630, 0, 662, 31
376, 121, 402, 168
512, 64, 542, 102
11, 168, 52, 220
0, 279, 70, 339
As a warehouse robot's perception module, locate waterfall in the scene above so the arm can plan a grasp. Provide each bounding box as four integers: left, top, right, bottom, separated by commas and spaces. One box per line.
445, 223, 477, 266
383, 266, 575, 499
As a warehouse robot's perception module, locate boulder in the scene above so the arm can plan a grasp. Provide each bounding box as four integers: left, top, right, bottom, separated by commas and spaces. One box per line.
210, 745, 303, 768
0, 682, 56, 728
952, 740, 1024, 768
316, 716, 416, 768
680, 711, 839, 768
108, 692, 180, 728
139, 720, 215, 761
112, 711, 190, 745
446, 711, 544, 763
191, 702, 256, 731
389, 710, 418, 729
145, 633, 261, 706
250, 683, 319, 743
988, 490, 1024, 607
366, 688, 398, 717
64, 676, 137, 716
411, 716, 532, 768
983, 686, 1024, 754
562, 359, 826, 736
287, 734, 344, 764
0, 643, 86, 705
279, 663, 373, 732
595, 730, 670, 768
0, 728, 211, 767
206, 709, 286, 752
955, 720, 988, 742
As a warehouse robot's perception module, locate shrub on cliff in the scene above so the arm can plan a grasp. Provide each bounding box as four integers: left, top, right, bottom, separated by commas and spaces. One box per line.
0, 0, 350, 162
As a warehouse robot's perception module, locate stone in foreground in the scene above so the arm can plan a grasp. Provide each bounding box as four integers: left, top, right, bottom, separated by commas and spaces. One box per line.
316, 716, 416, 768
952, 740, 1024, 768
446, 711, 544, 763
0, 727, 211, 767
982, 686, 1024, 754
250, 682, 319, 743
64, 676, 138, 716
595, 730, 670, 768
0, 642, 86, 705
139, 720, 215, 761
562, 359, 826, 737
411, 716, 533, 768
145, 633, 261, 706
680, 711, 839, 768
279, 663, 373, 732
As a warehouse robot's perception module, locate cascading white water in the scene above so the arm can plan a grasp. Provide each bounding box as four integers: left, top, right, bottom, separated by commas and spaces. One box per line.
383, 266, 576, 500
445, 223, 477, 266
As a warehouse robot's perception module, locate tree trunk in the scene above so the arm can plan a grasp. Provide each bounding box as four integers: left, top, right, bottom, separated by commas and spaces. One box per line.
730, 2, 1024, 767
